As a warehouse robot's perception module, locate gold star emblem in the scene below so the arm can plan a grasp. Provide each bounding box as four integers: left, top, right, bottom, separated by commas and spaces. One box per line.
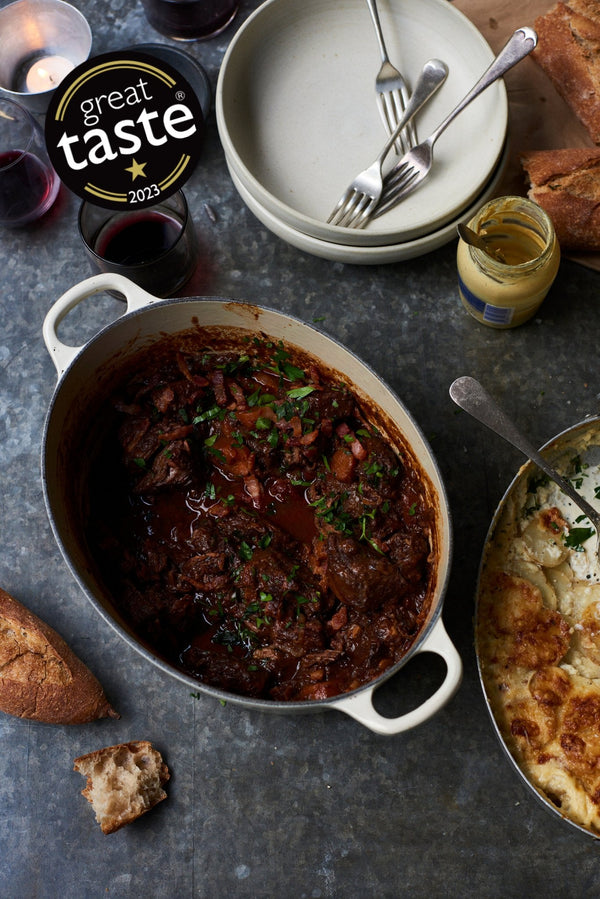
125, 158, 147, 181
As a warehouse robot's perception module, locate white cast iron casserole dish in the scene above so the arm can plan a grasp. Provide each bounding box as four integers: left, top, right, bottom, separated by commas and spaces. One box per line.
42, 274, 461, 735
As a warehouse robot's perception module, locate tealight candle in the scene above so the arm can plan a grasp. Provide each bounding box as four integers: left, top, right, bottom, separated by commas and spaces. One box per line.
25, 55, 74, 93
0, 0, 91, 113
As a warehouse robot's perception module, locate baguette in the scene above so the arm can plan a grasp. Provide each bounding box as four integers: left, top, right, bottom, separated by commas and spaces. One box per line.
74, 741, 170, 834
0, 586, 118, 723
532, 0, 600, 144
520, 147, 600, 250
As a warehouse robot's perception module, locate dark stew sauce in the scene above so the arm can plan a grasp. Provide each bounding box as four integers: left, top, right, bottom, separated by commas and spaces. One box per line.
87, 333, 435, 701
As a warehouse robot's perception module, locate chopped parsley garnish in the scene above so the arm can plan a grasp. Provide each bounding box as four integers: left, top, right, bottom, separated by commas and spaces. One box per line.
239, 541, 253, 561
287, 386, 315, 400
527, 472, 550, 493
194, 404, 223, 424
564, 526, 595, 552
569, 455, 589, 490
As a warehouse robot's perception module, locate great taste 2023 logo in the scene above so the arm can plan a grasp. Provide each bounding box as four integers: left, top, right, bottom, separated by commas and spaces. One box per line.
45, 51, 205, 209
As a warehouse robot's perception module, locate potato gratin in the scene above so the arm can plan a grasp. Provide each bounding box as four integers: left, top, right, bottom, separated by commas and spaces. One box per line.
477, 436, 600, 835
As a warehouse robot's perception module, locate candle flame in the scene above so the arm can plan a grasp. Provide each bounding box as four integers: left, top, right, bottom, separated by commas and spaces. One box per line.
35, 66, 58, 85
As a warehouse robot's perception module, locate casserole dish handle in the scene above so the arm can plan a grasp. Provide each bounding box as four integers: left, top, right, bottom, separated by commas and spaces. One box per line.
43, 274, 156, 376
330, 617, 462, 735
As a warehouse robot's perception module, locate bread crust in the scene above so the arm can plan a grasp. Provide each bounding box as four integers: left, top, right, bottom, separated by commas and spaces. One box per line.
74, 741, 170, 833
532, 1, 600, 143
521, 147, 600, 250
0, 587, 118, 724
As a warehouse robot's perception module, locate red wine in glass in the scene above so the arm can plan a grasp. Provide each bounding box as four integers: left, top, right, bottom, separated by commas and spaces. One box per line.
0, 150, 56, 226
80, 190, 198, 297
141, 0, 239, 40
95, 210, 183, 266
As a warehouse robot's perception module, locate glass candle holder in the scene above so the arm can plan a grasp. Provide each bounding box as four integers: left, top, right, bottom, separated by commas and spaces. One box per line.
0, 0, 91, 114
78, 190, 199, 298
457, 196, 560, 329
141, 0, 239, 42
0, 97, 60, 227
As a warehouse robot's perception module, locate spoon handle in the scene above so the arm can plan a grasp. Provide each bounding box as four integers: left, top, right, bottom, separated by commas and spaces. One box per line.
449, 376, 600, 530
427, 27, 537, 147
377, 60, 447, 164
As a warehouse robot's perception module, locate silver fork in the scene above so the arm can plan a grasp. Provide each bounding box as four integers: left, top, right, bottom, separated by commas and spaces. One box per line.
366, 0, 416, 155
372, 27, 538, 220
327, 59, 448, 229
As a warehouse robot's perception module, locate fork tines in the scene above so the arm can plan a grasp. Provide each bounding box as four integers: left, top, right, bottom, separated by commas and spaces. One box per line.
327, 189, 378, 229
377, 86, 414, 157
373, 161, 420, 219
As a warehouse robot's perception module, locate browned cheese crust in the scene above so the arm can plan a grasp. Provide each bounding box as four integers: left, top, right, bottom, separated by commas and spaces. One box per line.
74, 741, 170, 834
521, 147, 600, 250
532, 0, 600, 144
0, 587, 118, 724
478, 478, 600, 834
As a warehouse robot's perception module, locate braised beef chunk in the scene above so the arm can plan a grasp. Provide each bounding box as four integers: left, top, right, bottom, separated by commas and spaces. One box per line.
326, 534, 405, 611
133, 440, 195, 493
384, 531, 430, 583
181, 645, 270, 697
86, 333, 435, 701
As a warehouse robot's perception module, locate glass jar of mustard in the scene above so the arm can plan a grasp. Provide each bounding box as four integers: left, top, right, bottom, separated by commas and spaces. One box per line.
456, 196, 560, 329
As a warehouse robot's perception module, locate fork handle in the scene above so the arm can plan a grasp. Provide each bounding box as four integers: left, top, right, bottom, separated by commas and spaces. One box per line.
427, 27, 537, 146
365, 0, 390, 63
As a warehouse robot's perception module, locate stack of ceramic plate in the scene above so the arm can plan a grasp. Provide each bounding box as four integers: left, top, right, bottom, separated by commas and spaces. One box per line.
216, 0, 509, 264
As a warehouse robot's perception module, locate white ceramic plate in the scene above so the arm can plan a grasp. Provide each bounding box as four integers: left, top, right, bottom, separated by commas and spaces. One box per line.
228, 142, 508, 264
216, 0, 508, 248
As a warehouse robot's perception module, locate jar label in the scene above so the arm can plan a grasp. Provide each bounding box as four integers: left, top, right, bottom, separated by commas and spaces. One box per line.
458, 276, 514, 326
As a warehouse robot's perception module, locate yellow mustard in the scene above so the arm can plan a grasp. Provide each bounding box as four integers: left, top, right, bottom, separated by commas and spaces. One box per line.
456, 196, 560, 329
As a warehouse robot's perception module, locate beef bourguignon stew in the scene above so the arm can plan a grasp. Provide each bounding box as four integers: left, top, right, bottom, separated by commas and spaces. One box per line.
86, 331, 436, 701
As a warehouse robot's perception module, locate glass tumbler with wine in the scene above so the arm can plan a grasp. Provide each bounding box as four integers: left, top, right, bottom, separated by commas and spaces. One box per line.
0, 97, 60, 227
78, 190, 199, 298
140, 0, 239, 41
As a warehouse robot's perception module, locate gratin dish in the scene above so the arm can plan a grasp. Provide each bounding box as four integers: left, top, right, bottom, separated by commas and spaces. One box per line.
476, 415, 600, 838
216, 0, 507, 250
42, 274, 461, 735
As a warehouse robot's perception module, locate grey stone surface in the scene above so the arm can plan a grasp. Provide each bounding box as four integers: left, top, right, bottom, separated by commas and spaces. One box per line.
2, 1, 600, 896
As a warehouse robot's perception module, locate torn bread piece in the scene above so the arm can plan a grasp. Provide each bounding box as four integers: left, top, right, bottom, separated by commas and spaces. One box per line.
74, 741, 170, 834
532, 0, 600, 143
520, 147, 600, 250
0, 586, 118, 724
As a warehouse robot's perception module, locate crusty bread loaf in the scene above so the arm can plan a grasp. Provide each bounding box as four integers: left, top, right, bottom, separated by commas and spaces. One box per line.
74, 741, 170, 834
532, 0, 600, 143
520, 147, 600, 249
0, 586, 118, 724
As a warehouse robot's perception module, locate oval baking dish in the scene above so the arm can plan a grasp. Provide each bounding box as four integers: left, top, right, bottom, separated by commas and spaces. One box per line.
42, 274, 461, 735
476, 415, 600, 837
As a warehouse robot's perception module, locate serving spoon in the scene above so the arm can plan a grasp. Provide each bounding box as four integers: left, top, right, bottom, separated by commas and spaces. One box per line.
449, 376, 600, 539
